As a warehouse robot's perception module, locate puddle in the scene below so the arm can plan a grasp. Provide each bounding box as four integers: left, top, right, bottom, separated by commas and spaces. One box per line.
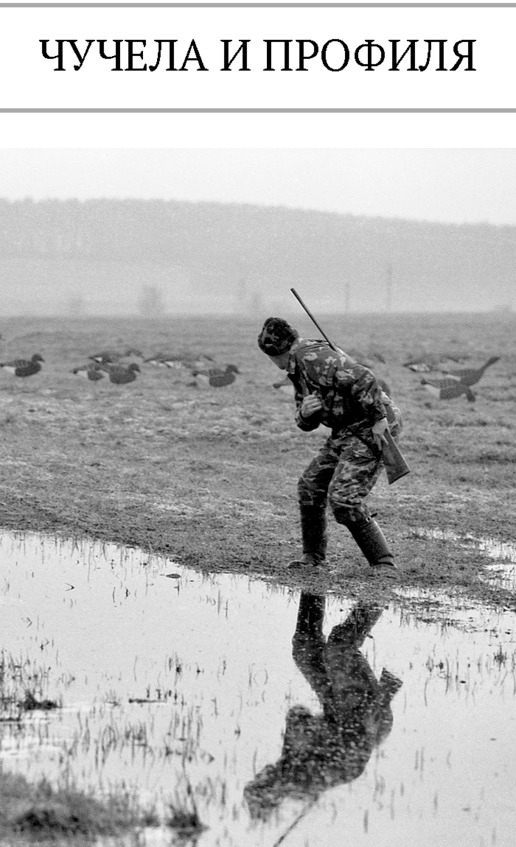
1, 531, 516, 847
414, 526, 516, 590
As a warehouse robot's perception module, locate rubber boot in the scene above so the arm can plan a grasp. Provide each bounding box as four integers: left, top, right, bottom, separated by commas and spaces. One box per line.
346, 517, 398, 576
288, 506, 327, 569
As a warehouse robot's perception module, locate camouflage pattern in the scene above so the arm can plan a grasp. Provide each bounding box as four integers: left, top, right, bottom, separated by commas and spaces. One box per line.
287, 338, 399, 432
298, 428, 384, 522
288, 339, 402, 523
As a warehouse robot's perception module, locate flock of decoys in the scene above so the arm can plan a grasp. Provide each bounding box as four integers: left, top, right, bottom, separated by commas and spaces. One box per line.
0, 341, 500, 401
0, 346, 241, 388
403, 354, 500, 402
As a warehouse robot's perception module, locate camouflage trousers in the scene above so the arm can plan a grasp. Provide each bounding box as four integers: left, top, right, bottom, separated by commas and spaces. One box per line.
298, 410, 402, 524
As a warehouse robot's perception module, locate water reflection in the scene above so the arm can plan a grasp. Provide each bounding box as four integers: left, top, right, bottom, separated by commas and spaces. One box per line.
245, 594, 402, 819
2, 532, 516, 847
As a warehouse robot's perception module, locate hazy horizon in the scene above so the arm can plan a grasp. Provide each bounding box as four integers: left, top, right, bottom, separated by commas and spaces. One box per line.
1, 148, 515, 317
1, 148, 516, 227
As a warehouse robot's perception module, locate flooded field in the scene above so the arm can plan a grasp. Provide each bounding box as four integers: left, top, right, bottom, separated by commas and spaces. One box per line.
1, 531, 516, 846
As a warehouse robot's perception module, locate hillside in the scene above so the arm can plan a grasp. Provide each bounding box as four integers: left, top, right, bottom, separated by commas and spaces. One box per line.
0, 198, 514, 315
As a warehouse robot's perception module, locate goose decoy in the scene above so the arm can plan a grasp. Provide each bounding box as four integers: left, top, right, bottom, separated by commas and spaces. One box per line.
89, 348, 143, 365
72, 363, 105, 382
144, 353, 187, 369
404, 353, 468, 373
144, 352, 215, 370
441, 355, 500, 387
403, 355, 440, 373
192, 364, 240, 388
144, 353, 173, 367
0, 353, 44, 377
100, 362, 141, 384
421, 376, 476, 402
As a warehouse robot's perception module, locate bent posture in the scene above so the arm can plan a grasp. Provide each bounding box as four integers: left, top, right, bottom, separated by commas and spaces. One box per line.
258, 317, 402, 573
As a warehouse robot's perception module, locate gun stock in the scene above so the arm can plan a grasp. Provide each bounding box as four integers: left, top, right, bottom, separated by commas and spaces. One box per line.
382, 431, 410, 484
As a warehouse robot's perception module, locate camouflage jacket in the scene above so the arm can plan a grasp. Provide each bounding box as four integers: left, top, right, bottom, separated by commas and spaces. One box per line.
286, 338, 389, 434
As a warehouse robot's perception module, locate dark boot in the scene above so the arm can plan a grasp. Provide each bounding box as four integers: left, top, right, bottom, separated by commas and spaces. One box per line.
288, 506, 327, 569
346, 517, 398, 575
295, 593, 325, 635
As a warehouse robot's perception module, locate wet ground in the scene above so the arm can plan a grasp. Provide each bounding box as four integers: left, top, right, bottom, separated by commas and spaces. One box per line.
1, 531, 516, 846
414, 527, 516, 592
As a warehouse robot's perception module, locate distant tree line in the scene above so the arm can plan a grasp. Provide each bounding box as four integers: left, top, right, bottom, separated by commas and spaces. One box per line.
0, 197, 515, 313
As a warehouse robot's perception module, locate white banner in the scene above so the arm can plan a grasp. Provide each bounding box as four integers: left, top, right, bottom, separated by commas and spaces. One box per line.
0, 5, 512, 111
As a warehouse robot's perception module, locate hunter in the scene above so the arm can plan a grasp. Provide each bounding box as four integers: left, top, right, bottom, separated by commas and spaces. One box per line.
258, 316, 403, 574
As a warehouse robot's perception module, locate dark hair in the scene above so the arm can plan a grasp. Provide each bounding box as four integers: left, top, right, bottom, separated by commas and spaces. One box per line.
257, 317, 298, 356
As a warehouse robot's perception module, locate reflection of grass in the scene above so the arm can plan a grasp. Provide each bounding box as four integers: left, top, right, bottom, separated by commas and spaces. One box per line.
493, 645, 508, 666
0, 771, 158, 840
1, 652, 60, 720
165, 772, 208, 837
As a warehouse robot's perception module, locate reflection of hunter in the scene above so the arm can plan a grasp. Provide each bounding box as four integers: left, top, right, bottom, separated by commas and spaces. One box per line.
244, 594, 402, 819
257, 317, 404, 574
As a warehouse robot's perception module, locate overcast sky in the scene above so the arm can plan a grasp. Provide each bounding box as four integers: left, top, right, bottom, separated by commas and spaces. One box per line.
1, 148, 515, 226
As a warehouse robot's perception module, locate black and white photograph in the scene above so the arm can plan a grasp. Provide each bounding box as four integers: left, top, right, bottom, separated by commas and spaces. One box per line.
0, 146, 515, 847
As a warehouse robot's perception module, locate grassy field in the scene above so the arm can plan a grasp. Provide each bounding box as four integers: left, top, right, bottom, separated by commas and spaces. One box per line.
0, 309, 515, 841
0, 310, 514, 611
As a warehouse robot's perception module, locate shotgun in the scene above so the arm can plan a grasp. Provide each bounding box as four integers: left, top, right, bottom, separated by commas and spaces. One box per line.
290, 287, 410, 485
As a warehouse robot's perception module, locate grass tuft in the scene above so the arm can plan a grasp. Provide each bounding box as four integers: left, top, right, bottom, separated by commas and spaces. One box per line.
0, 771, 158, 840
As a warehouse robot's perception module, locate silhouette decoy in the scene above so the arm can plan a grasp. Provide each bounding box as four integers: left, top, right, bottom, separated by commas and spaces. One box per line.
192, 363, 240, 388
421, 376, 476, 402
99, 362, 141, 384
73, 363, 105, 382
441, 355, 500, 387
0, 353, 44, 377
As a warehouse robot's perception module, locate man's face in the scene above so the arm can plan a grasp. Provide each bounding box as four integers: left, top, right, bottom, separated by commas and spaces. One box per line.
267, 351, 290, 370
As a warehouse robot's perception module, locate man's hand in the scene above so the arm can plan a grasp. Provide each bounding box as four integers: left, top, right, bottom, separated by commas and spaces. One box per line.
300, 393, 323, 418
371, 417, 390, 450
